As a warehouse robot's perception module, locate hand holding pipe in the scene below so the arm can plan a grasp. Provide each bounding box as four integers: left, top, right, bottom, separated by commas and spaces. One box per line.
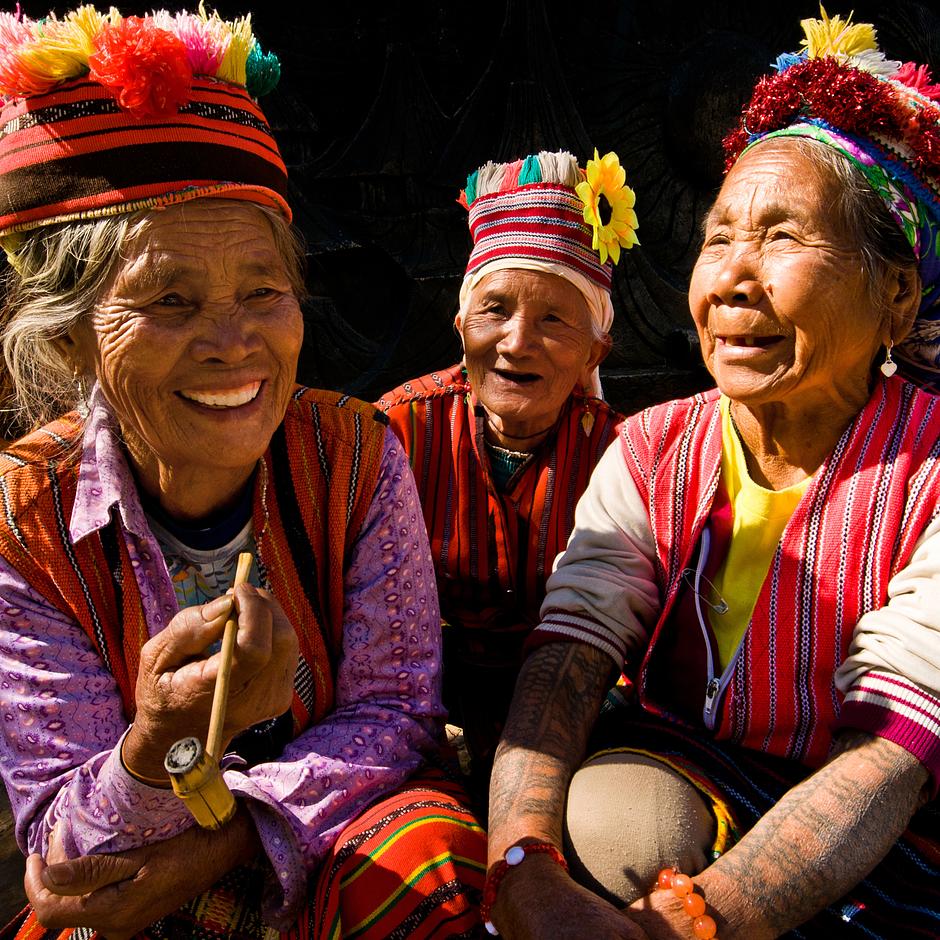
164, 552, 253, 829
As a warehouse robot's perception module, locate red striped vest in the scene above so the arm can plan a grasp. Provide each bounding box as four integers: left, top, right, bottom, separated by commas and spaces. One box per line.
379, 364, 624, 634
621, 377, 940, 767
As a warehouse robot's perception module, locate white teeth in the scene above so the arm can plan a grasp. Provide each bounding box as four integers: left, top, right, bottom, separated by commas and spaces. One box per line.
181, 382, 261, 408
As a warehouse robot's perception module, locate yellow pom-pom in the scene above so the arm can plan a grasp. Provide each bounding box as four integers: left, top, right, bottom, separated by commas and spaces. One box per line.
216, 12, 254, 86
800, 4, 877, 60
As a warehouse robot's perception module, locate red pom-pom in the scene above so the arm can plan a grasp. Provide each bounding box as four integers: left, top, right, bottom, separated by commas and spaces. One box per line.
89, 18, 193, 120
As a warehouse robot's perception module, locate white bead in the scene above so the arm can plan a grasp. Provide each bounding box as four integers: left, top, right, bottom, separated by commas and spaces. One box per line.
505, 845, 526, 866
485, 919, 500, 935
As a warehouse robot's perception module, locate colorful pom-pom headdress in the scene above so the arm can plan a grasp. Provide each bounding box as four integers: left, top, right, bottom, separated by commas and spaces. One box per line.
723, 5, 940, 390
0, 4, 288, 243
458, 149, 639, 399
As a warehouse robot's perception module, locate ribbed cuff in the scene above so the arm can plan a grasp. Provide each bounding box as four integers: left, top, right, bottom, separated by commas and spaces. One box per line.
527, 610, 627, 668
836, 671, 940, 796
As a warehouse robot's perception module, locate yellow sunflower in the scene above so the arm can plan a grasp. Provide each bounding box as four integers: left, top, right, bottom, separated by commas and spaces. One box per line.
799, 5, 877, 60
575, 149, 639, 265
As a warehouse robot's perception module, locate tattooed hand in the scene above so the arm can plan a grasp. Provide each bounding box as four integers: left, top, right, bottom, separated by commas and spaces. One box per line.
487, 641, 618, 936
490, 854, 649, 940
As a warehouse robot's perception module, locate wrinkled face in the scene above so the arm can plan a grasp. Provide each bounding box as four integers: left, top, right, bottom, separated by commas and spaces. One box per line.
456, 269, 603, 438
689, 139, 886, 408
74, 200, 303, 490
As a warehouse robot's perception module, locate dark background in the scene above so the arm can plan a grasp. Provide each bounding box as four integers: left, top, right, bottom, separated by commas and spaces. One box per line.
208, 0, 940, 414
2, 0, 940, 926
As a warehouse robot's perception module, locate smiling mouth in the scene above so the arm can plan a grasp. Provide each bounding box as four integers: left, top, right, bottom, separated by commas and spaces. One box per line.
493, 369, 541, 384
178, 381, 263, 409
717, 335, 782, 349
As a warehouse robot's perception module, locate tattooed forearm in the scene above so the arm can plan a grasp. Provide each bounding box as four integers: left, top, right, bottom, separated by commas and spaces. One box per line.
698, 734, 928, 939
488, 641, 614, 863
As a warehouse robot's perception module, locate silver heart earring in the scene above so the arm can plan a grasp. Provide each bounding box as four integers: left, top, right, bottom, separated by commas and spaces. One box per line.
881, 342, 897, 378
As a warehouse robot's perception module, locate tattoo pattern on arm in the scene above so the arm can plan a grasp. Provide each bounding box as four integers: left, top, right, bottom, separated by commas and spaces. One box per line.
702, 733, 928, 937
488, 641, 615, 855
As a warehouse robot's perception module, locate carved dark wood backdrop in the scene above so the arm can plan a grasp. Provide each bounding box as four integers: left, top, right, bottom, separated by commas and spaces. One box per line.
248, 0, 940, 413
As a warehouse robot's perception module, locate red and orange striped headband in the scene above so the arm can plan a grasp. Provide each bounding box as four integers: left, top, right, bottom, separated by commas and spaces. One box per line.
0, 6, 289, 238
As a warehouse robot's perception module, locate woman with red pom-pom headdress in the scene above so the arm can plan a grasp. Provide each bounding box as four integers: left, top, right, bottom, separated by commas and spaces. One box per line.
0, 6, 485, 939
484, 7, 940, 939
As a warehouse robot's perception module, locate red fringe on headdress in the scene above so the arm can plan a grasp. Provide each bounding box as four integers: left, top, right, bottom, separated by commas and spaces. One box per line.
723, 57, 940, 180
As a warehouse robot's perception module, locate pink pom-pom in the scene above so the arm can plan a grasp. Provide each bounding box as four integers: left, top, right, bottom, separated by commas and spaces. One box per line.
170, 12, 230, 77
895, 62, 940, 102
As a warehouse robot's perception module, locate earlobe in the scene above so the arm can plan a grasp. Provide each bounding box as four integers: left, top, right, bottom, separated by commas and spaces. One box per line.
52, 330, 88, 377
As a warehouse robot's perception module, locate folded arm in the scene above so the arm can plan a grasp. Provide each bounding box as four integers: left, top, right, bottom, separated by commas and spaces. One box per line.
658, 732, 927, 940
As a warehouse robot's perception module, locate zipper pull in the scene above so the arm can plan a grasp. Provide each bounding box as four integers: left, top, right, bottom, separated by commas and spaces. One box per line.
703, 677, 721, 728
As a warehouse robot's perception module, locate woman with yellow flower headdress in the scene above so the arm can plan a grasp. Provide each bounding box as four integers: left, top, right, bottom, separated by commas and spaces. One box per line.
484, 8, 940, 939
376, 149, 639, 800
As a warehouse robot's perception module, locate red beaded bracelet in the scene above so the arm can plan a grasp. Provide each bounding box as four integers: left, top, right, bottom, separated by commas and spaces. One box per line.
656, 867, 719, 940
480, 840, 568, 936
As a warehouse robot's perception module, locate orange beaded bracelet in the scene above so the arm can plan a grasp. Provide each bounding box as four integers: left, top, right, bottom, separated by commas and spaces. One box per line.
656, 867, 719, 940
480, 840, 568, 936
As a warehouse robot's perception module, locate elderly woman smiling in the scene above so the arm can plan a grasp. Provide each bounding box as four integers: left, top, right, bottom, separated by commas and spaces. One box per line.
378, 150, 638, 792
0, 8, 484, 940
484, 12, 940, 940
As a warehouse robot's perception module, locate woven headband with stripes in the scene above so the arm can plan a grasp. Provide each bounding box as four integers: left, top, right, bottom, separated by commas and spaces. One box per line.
467, 184, 612, 291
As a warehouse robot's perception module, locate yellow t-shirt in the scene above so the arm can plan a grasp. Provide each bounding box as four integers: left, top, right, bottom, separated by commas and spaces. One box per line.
709, 398, 812, 670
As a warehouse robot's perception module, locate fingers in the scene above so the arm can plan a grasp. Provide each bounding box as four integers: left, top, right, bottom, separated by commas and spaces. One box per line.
228, 584, 274, 670
25, 852, 140, 933
142, 595, 234, 672
41, 852, 141, 896
230, 586, 298, 676
227, 586, 298, 720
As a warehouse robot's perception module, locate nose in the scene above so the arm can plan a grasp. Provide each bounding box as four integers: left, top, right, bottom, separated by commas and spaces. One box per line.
496, 313, 539, 358
190, 303, 263, 363
707, 242, 765, 308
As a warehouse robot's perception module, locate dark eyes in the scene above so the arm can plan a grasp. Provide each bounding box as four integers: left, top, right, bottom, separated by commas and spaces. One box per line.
154, 293, 185, 307
152, 287, 279, 306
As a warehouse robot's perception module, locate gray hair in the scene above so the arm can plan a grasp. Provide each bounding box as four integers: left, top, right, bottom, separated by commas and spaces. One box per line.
1, 202, 306, 432
791, 138, 918, 319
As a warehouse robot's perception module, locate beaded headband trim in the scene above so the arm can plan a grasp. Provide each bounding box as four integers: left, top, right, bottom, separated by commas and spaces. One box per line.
0, 5, 288, 239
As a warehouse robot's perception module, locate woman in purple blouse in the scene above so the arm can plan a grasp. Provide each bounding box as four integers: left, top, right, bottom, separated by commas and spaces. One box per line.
0, 8, 484, 939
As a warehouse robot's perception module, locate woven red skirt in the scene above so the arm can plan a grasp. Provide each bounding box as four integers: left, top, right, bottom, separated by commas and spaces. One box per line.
2, 771, 487, 940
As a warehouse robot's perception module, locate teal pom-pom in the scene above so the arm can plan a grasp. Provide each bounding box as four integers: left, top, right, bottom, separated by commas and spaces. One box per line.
465, 169, 479, 206
518, 155, 542, 185
246, 43, 281, 97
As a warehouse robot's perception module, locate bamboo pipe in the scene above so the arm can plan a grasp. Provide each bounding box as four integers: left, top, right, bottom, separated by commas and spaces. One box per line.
165, 552, 253, 829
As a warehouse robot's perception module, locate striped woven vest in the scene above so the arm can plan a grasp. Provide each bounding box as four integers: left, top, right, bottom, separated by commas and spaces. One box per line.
621, 377, 940, 767
0, 387, 388, 733
379, 364, 623, 633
